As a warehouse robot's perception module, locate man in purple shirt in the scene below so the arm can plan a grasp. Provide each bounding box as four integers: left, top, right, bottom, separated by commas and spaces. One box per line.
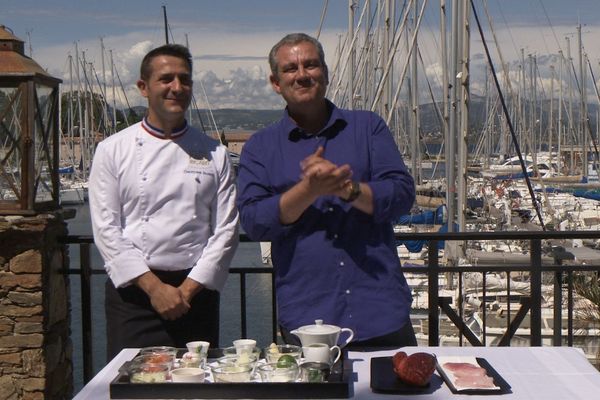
237, 33, 417, 348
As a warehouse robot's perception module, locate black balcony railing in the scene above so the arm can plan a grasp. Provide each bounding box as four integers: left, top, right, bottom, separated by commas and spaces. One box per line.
61, 230, 600, 384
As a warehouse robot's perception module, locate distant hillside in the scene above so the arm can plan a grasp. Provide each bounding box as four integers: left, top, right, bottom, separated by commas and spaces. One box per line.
130, 106, 282, 132
194, 109, 283, 132
129, 100, 598, 138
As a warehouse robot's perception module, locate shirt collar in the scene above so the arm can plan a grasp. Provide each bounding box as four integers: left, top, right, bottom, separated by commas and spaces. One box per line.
285, 99, 347, 141
141, 117, 189, 139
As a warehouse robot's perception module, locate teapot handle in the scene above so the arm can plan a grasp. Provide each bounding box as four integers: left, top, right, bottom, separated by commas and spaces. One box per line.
339, 328, 354, 348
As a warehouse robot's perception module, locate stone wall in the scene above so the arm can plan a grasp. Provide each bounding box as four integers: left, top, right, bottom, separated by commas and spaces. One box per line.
0, 212, 72, 400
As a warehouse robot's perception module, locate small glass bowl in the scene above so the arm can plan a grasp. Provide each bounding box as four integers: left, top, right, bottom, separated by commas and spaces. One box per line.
127, 362, 170, 383
216, 354, 258, 369
263, 344, 302, 364
299, 361, 331, 382
139, 346, 177, 363
210, 364, 254, 382
130, 354, 174, 370
222, 345, 261, 360
257, 362, 300, 382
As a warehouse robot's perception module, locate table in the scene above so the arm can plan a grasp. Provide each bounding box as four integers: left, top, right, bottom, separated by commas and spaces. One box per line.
73, 346, 600, 399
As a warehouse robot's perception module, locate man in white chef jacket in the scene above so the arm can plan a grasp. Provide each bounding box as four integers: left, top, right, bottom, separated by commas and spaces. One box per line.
89, 44, 239, 360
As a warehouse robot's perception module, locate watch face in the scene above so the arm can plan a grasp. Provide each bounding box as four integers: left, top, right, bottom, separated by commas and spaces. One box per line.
345, 181, 361, 202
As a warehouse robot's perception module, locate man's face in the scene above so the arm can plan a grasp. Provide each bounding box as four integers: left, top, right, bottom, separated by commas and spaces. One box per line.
270, 41, 328, 108
137, 55, 192, 126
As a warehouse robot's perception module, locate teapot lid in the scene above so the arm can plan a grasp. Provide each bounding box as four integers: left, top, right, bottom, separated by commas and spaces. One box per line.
298, 319, 340, 334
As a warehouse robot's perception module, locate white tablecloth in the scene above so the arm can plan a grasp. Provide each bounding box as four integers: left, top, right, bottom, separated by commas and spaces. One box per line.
73, 346, 600, 400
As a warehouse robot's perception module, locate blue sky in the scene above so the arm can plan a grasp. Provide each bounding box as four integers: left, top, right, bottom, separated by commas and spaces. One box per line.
4, 0, 600, 109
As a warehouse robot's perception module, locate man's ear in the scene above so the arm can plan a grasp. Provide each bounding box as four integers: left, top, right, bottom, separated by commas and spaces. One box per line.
269, 74, 282, 94
137, 79, 148, 98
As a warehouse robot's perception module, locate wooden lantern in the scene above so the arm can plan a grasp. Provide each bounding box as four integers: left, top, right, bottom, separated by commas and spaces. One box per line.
0, 25, 62, 214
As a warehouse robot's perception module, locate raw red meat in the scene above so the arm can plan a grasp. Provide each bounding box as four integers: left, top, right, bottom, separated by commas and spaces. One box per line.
442, 362, 496, 389
454, 375, 496, 388
392, 351, 436, 386
442, 362, 487, 377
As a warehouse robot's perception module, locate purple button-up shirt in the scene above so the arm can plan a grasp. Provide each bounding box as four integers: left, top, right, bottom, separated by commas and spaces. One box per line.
236, 101, 415, 342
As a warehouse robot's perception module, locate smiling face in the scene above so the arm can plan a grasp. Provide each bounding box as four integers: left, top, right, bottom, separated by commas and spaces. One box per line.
137, 54, 192, 130
269, 41, 328, 110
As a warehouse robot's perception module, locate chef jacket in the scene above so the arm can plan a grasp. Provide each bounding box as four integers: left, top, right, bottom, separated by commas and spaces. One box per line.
89, 119, 239, 290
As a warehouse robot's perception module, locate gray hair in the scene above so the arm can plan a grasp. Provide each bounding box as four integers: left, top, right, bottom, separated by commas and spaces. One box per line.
268, 33, 328, 80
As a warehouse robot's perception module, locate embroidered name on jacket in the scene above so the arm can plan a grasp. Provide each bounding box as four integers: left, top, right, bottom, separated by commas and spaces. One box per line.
185, 156, 212, 173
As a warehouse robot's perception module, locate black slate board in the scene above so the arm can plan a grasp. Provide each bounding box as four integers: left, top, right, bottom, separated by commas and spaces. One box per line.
370, 356, 443, 394
436, 357, 512, 395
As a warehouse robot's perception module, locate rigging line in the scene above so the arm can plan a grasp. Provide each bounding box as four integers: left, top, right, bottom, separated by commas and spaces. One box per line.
370, 0, 416, 112
190, 94, 207, 133
494, 0, 520, 62
481, 0, 515, 97
315, 0, 329, 40
384, 0, 428, 125
113, 65, 136, 126
525, 0, 552, 56
585, 58, 600, 168
536, 0, 563, 53
327, 0, 369, 104
417, 46, 444, 129
565, 51, 600, 160
470, 0, 546, 230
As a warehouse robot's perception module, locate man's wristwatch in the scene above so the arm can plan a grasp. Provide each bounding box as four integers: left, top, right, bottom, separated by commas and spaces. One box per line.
342, 181, 361, 202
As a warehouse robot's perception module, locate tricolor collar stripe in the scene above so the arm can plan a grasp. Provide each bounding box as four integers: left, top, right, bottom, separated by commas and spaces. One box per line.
141, 117, 188, 139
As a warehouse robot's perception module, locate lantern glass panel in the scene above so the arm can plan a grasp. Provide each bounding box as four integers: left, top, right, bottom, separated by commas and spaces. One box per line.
33, 83, 56, 203
0, 86, 23, 201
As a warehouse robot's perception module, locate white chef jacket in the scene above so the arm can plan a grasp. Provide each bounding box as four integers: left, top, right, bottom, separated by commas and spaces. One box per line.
88, 121, 239, 291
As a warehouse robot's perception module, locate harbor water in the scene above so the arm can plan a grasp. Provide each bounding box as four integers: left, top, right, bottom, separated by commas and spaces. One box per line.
66, 203, 274, 393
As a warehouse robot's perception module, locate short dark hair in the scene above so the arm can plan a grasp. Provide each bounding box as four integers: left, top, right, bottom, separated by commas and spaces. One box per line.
268, 33, 328, 80
140, 44, 193, 81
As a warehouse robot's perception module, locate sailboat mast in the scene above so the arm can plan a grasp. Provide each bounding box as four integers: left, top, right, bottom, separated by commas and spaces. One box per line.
163, 5, 169, 44
457, 0, 470, 231
410, 0, 420, 184
348, 0, 355, 110
446, 0, 459, 243
577, 25, 588, 177
110, 49, 117, 134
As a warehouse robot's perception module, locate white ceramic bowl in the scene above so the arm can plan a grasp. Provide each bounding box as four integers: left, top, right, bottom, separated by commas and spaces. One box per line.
170, 367, 205, 383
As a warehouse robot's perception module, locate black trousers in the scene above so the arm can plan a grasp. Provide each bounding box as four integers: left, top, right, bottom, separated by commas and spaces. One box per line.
105, 269, 220, 360
280, 320, 417, 350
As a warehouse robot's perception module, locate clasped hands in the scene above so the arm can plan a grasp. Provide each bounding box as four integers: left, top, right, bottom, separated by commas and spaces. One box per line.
137, 273, 203, 320
300, 146, 353, 199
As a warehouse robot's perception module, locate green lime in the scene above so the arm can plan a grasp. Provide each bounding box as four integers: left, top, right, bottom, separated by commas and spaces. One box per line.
276, 354, 297, 368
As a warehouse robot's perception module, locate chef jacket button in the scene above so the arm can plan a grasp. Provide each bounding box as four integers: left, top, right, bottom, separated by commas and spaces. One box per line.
142, 176, 147, 181
345, 289, 351, 294
328, 207, 334, 212
339, 261, 344, 267
145, 255, 150, 260
142, 216, 149, 222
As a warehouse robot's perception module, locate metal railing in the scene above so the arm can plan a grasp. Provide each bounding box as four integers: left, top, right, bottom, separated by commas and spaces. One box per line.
61, 230, 600, 384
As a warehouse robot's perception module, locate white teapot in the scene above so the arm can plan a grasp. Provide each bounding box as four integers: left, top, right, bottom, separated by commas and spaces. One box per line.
290, 319, 354, 348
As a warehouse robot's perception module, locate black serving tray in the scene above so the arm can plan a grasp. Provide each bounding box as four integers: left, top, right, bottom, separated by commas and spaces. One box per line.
109, 348, 352, 399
